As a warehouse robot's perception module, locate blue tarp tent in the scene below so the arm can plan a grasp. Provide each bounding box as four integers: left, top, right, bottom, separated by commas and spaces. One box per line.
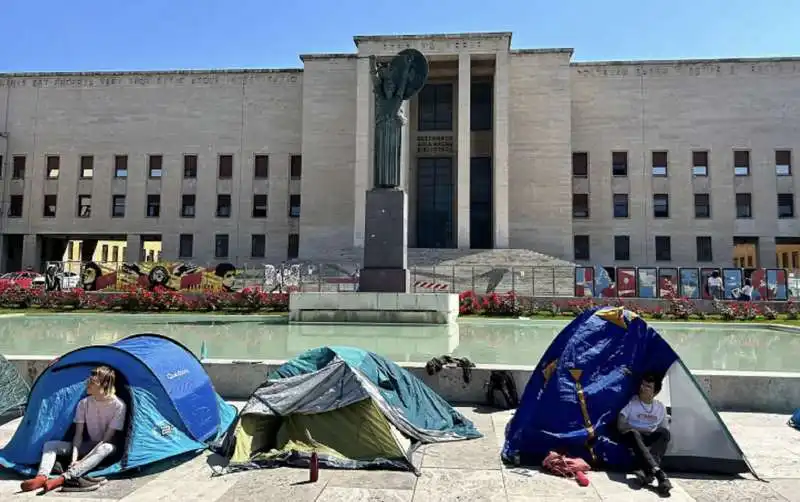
0, 334, 236, 477
503, 307, 754, 475
790, 409, 800, 430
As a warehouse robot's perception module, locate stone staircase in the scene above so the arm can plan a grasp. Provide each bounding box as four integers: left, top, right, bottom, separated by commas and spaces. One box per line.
299, 248, 576, 297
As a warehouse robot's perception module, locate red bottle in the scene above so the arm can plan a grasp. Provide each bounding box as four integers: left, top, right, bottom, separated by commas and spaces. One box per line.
309, 452, 319, 483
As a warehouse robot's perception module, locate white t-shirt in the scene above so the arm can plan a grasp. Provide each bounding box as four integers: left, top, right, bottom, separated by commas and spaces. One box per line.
741, 285, 753, 297
74, 395, 127, 443
707, 276, 723, 289
620, 396, 666, 433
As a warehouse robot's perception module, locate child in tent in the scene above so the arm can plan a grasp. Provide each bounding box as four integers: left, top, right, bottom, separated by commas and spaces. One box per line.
617, 372, 672, 496
20, 365, 127, 494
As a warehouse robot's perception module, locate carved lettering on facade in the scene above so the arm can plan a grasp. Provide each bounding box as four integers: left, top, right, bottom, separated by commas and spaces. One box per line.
0, 73, 300, 89
417, 135, 454, 155
575, 60, 800, 78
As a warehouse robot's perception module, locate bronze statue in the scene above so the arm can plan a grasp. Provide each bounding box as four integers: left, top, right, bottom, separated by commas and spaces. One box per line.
371, 49, 429, 188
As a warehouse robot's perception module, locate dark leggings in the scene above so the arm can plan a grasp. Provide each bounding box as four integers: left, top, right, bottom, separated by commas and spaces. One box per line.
621, 427, 671, 474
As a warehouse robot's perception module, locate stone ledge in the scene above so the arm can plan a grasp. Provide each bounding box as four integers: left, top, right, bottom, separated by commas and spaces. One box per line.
7, 356, 799, 414
289, 292, 459, 324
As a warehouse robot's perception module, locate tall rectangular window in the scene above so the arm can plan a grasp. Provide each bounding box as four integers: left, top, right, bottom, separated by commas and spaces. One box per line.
254, 155, 269, 179
470, 81, 492, 131
111, 195, 126, 217
613, 194, 629, 218
692, 151, 708, 176
8, 195, 23, 217
653, 194, 669, 218
652, 151, 668, 176
43, 194, 57, 217
736, 193, 752, 218
418, 83, 453, 131
612, 151, 628, 177
178, 234, 193, 258
12, 156, 25, 179
289, 194, 301, 218
214, 234, 229, 258
251, 234, 266, 258
148, 155, 162, 178
694, 193, 711, 218
78, 195, 92, 218
776, 150, 792, 176
181, 194, 196, 218
734, 150, 750, 176
80, 155, 94, 179
216, 194, 232, 217
101, 245, 109, 262
46, 156, 60, 179
183, 155, 197, 178
252, 194, 268, 218
614, 235, 630, 261
572, 152, 588, 177
573, 235, 590, 260
287, 233, 299, 259
572, 194, 589, 218
696, 236, 713, 262
114, 155, 128, 178
218, 154, 233, 179
778, 193, 794, 218
146, 194, 161, 218
0, 155, 3, 178
655, 236, 671, 261
290, 155, 302, 180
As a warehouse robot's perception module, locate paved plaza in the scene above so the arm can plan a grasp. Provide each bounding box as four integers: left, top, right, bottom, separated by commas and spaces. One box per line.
0, 405, 798, 501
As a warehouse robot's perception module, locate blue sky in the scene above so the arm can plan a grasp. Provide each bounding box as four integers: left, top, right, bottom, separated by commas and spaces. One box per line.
1, 0, 796, 72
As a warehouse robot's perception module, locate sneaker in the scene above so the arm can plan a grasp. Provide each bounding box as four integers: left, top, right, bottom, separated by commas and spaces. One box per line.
62, 477, 100, 492
19, 475, 47, 492
655, 470, 672, 496
633, 469, 654, 486
84, 476, 108, 485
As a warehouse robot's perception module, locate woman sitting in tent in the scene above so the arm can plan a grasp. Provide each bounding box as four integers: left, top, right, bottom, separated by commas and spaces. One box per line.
19, 366, 126, 494
617, 373, 672, 496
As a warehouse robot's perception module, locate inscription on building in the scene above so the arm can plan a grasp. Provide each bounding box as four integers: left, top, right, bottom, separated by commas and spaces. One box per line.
574, 61, 800, 78
359, 36, 507, 55
0, 73, 300, 89
417, 135, 454, 155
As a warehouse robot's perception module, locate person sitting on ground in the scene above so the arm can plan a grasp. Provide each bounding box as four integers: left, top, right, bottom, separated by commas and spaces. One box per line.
706, 270, 723, 300
617, 372, 673, 496
20, 366, 126, 494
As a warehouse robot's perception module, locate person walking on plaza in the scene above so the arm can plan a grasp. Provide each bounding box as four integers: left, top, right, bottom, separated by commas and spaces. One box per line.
706, 271, 723, 300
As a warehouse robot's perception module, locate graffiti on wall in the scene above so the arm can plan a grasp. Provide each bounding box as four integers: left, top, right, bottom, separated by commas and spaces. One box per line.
65, 261, 240, 292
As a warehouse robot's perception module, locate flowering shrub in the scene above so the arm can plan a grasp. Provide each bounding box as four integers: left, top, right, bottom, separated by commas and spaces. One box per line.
458, 290, 519, 316
0, 284, 288, 313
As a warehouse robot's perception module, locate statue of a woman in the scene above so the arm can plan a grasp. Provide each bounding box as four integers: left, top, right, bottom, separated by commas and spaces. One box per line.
371, 49, 428, 188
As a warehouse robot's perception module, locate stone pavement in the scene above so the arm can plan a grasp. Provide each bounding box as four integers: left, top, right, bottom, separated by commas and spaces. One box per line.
0, 405, 798, 501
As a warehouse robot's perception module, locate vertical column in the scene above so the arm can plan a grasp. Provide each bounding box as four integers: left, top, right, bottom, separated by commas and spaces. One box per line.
456, 53, 472, 249
493, 51, 510, 248
125, 234, 141, 263
353, 57, 372, 248
400, 100, 410, 190
21, 234, 38, 270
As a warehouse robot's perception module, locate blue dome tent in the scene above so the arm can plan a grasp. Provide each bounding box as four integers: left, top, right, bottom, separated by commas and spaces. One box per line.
0, 334, 236, 477
503, 307, 755, 476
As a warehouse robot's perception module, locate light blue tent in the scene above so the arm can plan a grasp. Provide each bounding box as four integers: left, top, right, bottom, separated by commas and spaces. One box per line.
0, 334, 236, 477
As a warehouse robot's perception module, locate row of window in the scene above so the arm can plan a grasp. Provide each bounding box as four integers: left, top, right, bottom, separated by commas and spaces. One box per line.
178, 233, 299, 260
574, 235, 715, 263
572, 150, 793, 178
573, 192, 795, 219
0, 154, 302, 181
6, 193, 302, 219
418, 82, 493, 132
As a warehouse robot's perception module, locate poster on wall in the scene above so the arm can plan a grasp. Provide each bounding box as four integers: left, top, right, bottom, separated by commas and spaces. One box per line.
679, 268, 700, 299
767, 269, 788, 300
658, 268, 678, 298
749, 269, 767, 300
616, 268, 637, 297
637, 268, 657, 298
700, 268, 720, 300
595, 266, 617, 298
574, 267, 595, 297
722, 268, 743, 299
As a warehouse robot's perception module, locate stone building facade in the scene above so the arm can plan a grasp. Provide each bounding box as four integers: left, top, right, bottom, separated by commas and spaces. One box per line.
1, 31, 799, 272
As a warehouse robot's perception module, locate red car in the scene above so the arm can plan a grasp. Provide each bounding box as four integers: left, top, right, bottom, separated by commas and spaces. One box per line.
0, 271, 44, 289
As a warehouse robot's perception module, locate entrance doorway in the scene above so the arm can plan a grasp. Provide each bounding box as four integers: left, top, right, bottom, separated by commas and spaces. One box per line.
470, 156, 493, 249
416, 157, 454, 248
2, 235, 23, 272
733, 237, 758, 268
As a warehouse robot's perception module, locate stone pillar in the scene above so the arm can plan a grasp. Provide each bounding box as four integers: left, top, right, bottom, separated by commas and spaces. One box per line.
493, 51, 510, 248
21, 234, 38, 270
456, 52, 472, 249
124, 234, 141, 263
400, 100, 410, 191
353, 56, 372, 248
759, 237, 778, 268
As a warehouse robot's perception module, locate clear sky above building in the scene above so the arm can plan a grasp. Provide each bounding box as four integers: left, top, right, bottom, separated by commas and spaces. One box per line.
1, 0, 796, 72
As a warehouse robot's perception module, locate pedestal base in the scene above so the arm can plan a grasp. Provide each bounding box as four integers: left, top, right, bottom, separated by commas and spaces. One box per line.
359, 268, 410, 293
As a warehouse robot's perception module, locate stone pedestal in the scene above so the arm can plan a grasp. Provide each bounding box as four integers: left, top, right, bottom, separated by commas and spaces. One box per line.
359, 188, 409, 293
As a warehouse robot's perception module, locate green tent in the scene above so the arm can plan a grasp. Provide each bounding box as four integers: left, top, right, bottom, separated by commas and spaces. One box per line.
0, 354, 29, 423
223, 346, 482, 472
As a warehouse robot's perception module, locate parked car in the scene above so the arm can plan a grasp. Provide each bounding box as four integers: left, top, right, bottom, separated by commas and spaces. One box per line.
0, 271, 44, 289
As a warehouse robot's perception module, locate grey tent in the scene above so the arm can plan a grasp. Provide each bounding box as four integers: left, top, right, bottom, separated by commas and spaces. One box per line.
0, 354, 28, 422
